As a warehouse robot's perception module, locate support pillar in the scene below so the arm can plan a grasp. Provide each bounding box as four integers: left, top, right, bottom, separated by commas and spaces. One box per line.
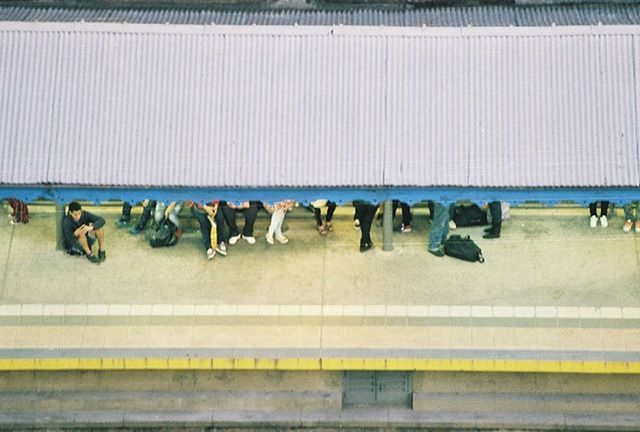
383, 199, 393, 252
55, 203, 65, 251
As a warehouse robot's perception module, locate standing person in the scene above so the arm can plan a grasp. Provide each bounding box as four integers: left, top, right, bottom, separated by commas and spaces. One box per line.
428, 201, 449, 257
311, 200, 337, 235
265, 200, 294, 245
483, 201, 502, 239
393, 200, 412, 233
190, 200, 227, 260
354, 200, 377, 252
6, 198, 28, 224
623, 202, 640, 233
222, 201, 260, 245
62, 201, 106, 264
589, 201, 609, 228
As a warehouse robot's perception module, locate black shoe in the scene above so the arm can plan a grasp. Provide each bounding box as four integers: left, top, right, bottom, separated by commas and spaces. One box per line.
98, 250, 106, 261
360, 242, 373, 253
484, 226, 493, 233
428, 248, 445, 257
483, 232, 500, 239
86, 254, 101, 264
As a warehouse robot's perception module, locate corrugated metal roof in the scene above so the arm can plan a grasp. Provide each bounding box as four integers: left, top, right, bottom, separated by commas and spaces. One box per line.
3, 4, 640, 27
0, 22, 639, 188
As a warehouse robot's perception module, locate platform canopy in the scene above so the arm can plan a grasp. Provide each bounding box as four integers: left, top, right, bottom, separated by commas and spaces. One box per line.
1, 19, 640, 204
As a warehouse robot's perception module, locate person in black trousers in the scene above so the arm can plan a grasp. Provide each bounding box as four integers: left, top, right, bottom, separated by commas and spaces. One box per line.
483, 201, 501, 239
354, 200, 377, 252
222, 201, 260, 245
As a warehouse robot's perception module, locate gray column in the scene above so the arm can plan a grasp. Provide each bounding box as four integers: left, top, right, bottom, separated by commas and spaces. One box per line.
55, 203, 65, 251
382, 199, 393, 252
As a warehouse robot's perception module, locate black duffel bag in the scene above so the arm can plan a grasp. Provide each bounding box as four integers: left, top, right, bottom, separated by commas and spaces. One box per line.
150, 218, 179, 248
452, 204, 488, 227
444, 234, 485, 263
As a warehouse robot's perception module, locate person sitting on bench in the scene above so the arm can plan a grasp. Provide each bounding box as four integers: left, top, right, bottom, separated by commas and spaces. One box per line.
62, 201, 106, 264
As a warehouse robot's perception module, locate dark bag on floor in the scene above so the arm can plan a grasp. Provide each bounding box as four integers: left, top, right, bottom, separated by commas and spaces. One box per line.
452, 204, 488, 227
444, 234, 485, 263
150, 218, 178, 248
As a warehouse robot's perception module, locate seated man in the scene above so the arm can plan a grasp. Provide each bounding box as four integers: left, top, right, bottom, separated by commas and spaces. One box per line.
62, 201, 106, 264
190, 200, 228, 260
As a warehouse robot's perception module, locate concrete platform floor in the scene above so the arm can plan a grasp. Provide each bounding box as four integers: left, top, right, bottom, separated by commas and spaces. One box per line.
0, 203, 639, 371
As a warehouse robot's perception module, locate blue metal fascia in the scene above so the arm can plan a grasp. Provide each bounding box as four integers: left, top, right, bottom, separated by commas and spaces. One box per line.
0, 186, 639, 207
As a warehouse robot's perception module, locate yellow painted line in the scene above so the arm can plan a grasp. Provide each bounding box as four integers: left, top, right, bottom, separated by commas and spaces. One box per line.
0, 357, 639, 374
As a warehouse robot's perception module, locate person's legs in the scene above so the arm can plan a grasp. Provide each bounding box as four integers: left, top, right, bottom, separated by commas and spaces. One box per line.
428, 202, 448, 252
601, 201, 610, 216
326, 202, 337, 222
137, 200, 156, 229
241, 203, 258, 237
191, 208, 212, 251
116, 202, 132, 226
483, 201, 501, 239
154, 202, 166, 225
401, 202, 412, 226
76, 234, 92, 255
222, 204, 240, 238
589, 202, 598, 217
357, 204, 376, 250
214, 209, 227, 246
168, 203, 182, 228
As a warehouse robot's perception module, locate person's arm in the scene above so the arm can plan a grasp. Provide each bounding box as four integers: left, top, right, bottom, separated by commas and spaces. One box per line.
84, 211, 105, 231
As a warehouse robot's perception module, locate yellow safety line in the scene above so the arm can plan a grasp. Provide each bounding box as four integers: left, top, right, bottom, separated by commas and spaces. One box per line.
0, 358, 639, 373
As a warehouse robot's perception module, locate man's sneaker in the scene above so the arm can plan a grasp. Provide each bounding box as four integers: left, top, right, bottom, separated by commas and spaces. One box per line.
600, 215, 608, 228
228, 234, 241, 245
98, 250, 106, 262
401, 224, 412, 233
483, 231, 500, 239
206, 248, 215, 260
359, 242, 373, 253
624, 220, 633, 233
265, 232, 274, 245
243, 235, 256, 245
448, 220, 457, 230
428, 248, 445, 257
354, 219, 360, 229
216, 242, 227, 256
129, 226, 142, 235
86, 253, 101, 264
275, 234, 289, 244
590, 215, 598, 228
115, 218, 130, 228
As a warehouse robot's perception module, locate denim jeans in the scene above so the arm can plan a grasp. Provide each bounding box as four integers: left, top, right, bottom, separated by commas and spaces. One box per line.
428, 201, 449, 251
624, 202, 640, 221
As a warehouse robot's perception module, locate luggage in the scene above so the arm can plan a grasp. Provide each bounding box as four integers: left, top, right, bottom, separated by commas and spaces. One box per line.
149, 218, 179, 248
443, 234, 485, 263
452, 204, 488, 227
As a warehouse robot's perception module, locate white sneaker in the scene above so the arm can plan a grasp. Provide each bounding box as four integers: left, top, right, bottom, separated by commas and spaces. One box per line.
590, 215, 598, 228
265, 232, 274, 245
624, 220, 633, 233
600, 215, 608, 228
228, 234, 241, 245
215, 242, 227, 256
275, 234, 289, 244
448, 220, 457, 230
243, 235, 256, 245
206, 248, 215, 260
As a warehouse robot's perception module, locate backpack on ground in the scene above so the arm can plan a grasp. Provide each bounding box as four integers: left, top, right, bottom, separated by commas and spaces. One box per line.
150, 218, 178, 248
452, 204, 488, 227
443, 234, 485, 263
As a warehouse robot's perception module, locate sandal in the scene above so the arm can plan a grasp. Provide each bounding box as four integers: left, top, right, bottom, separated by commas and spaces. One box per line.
317, 224, 328, 236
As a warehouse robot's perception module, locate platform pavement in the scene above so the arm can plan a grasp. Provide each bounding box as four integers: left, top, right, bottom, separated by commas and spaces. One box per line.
0, 202, 639, 372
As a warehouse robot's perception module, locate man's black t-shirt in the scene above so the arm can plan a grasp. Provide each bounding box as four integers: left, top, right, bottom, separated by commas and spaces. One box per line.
62, 211, 105, 250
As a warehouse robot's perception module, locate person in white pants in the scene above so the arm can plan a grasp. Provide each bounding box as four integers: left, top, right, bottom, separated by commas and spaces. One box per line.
264, 200, 295, 245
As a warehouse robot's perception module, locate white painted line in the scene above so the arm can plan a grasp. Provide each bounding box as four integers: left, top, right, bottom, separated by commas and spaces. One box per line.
194, 305, 216, 316
428, 305, 449, 317
300, 305, 322, 316
108, 304, 131, 316
174, 304, 196, 316
601, 307, 623, 319
365, 305, 386, 317
579, 307, 601, 319
258, 305, 279, 316
514, 306, 535, 318
535, 306, 556, 319
64, 304, 87, 316
216, 304, 237, 316
0, 304, 21, 316
408, 305, 429, 318
450, 305, 471, 318
322, 305, 343, 317
557, 306, 579, 319
622, 307, 640, 319
151, 304, 173, 316
87, 304, 109, 316
279, 305, 301, 316
471, 306, 492, 318
386, 305, 408, 317
237, 305, 258, 316
43, 305, 65, 316
492, 306, 514, 318
129, 304, 152, 316
21, 304, 43, 316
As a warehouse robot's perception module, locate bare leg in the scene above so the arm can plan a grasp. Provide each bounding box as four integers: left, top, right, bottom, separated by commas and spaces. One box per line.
76, 234, 92, 255
92, 228, 105, 251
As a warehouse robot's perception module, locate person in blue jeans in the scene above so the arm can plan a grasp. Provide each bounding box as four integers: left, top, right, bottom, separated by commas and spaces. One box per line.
428, 201, 449, 257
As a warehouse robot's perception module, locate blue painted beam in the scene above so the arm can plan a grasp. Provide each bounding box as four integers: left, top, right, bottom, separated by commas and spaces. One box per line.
0, 186, 638, 207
